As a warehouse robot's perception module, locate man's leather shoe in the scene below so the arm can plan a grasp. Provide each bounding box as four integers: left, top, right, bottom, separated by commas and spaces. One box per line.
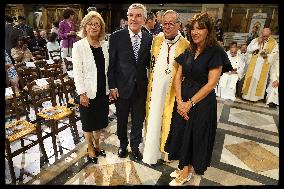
131, 151, 143, 161
268, 103, 277, 109
118, 147, 128, 158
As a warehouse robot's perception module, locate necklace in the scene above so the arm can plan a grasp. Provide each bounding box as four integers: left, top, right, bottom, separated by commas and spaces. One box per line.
88, 38, 100, 48
165, 36, 181, 74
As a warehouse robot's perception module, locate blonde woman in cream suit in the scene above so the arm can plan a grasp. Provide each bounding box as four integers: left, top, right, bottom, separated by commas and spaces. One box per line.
73, 11, 110, 164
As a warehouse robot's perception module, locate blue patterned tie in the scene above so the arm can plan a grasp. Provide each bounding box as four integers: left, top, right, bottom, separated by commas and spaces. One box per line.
133, 34, 140, 61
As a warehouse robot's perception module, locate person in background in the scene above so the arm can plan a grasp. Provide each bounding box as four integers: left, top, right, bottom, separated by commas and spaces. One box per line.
152, 10, 163, 35
46, 32, 61, 58
58, 8, 77, 58
184, 24, 190, 41
217, 42, 246, 101
236, 43, 250, 98
5, 15, 23, 56
16, 15, 34, 38
51, 21, 59, 34
141, 12, 156, 36
214, 19, 223, 42
242, 28, 278, 102
165, 13, 225, 186
108, 3, 152, 162
246, 25, 259, 45
179, 22, 185, 37
13, 16, 18, 25
40, 30, 49, 43
115, 18, 126, 31
72, 11, 110, 164
266, 51, 279, 108
5, 50, 20, 92
11, 36, 34, 65
28, 30, 47, 52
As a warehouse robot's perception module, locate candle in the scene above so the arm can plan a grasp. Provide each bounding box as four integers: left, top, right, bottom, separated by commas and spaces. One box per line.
231, 9, 234, 18
272, 9, 275, 19
246, 9, 249, 19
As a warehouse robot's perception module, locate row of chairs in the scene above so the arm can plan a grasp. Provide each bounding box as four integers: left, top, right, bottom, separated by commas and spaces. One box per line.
5, 70, 79, 184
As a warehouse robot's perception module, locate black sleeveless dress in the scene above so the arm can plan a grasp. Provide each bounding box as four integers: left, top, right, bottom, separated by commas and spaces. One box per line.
79, 46, 109, 132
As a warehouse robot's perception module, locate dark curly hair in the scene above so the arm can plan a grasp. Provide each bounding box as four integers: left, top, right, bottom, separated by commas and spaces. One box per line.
188, 12, 218, 53
63, 8, 75, 19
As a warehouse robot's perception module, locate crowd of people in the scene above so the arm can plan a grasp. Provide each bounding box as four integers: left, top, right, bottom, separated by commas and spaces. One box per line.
5, 3, 279, 186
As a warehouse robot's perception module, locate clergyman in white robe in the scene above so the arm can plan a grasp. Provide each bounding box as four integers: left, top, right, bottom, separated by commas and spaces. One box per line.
266, 51, 279, 106
216, 50, 246, 101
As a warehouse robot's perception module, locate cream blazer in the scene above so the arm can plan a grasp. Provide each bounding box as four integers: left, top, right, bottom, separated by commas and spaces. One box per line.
72, 37, 109, 99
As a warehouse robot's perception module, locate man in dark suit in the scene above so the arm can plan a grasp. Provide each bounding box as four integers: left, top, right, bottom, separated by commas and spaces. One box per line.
141, 12, 156, 36
5, 15, 23, 56
108, 3, 152, 161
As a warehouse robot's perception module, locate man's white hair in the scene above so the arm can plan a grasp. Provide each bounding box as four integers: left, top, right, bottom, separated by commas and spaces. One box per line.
127, 3, 147, 19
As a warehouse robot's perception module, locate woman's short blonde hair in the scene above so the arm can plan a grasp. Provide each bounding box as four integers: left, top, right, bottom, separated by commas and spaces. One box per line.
78, 11, 106, 40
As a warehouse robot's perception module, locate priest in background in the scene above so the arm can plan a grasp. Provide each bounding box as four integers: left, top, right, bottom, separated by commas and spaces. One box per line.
242, 28, 279, 102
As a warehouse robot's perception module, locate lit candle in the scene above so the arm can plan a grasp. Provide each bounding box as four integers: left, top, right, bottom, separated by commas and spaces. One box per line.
231, 9, 234, 18
246, 9, 249, 19
272, 9, 275, 19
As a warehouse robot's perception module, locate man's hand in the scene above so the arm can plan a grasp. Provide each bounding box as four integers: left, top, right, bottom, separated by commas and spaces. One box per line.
272, 80, 279, 88
80, 93, 89, 107
110, 88, 119, 100
258, 36, 264, 44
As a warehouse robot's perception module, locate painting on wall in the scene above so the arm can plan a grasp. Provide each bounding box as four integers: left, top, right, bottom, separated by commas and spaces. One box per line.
248, 13, 267, 34
205, 7, 219, 22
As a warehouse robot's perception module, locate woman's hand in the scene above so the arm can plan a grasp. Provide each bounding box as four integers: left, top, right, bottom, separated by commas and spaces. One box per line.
177, 101, 192, 121
80, 93, 89, 107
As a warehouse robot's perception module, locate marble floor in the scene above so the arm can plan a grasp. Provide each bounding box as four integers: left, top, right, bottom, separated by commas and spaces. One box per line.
5, 97, 279, 185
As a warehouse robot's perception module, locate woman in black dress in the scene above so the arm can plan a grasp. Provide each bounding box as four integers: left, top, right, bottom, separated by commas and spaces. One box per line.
72, 11, 110, 164
165, 13, 225, 186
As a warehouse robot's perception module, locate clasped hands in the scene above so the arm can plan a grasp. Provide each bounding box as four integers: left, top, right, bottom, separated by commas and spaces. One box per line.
177, 99, 192, 121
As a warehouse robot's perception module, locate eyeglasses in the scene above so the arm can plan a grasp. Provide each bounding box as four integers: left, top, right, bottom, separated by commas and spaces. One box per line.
87, 23, 101, 28
162, 21, 180, 28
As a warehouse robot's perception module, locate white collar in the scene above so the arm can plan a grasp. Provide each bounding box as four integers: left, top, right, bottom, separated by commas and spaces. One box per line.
164, 31, 182, 44
128, 26, 142, 38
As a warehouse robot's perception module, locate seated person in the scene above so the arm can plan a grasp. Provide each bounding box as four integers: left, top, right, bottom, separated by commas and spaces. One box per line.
46, 32, 61, 59
28, 30, 47, 52
11, 36, 34, 65
5, 50, 20, 92
217, 42, 246, 101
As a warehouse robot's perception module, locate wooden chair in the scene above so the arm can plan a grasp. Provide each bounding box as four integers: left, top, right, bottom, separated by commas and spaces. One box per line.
42, 64, 64, 105
32, 47, 47, 60
49, 50, 62, 60
16, 67, 39, 89
59, 73, 80, 122
64, 58, 73, 71
42, 63, 63, 80
34, 59, 47, 78
5, 86, 48, 184
16, 67, 39, 111
27, 77, 80, 158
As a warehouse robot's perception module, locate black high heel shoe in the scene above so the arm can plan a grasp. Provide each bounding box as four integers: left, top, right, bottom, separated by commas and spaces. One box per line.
86, 149, 98, 164
87, 155, 98, 164
94, 148, 106, 157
